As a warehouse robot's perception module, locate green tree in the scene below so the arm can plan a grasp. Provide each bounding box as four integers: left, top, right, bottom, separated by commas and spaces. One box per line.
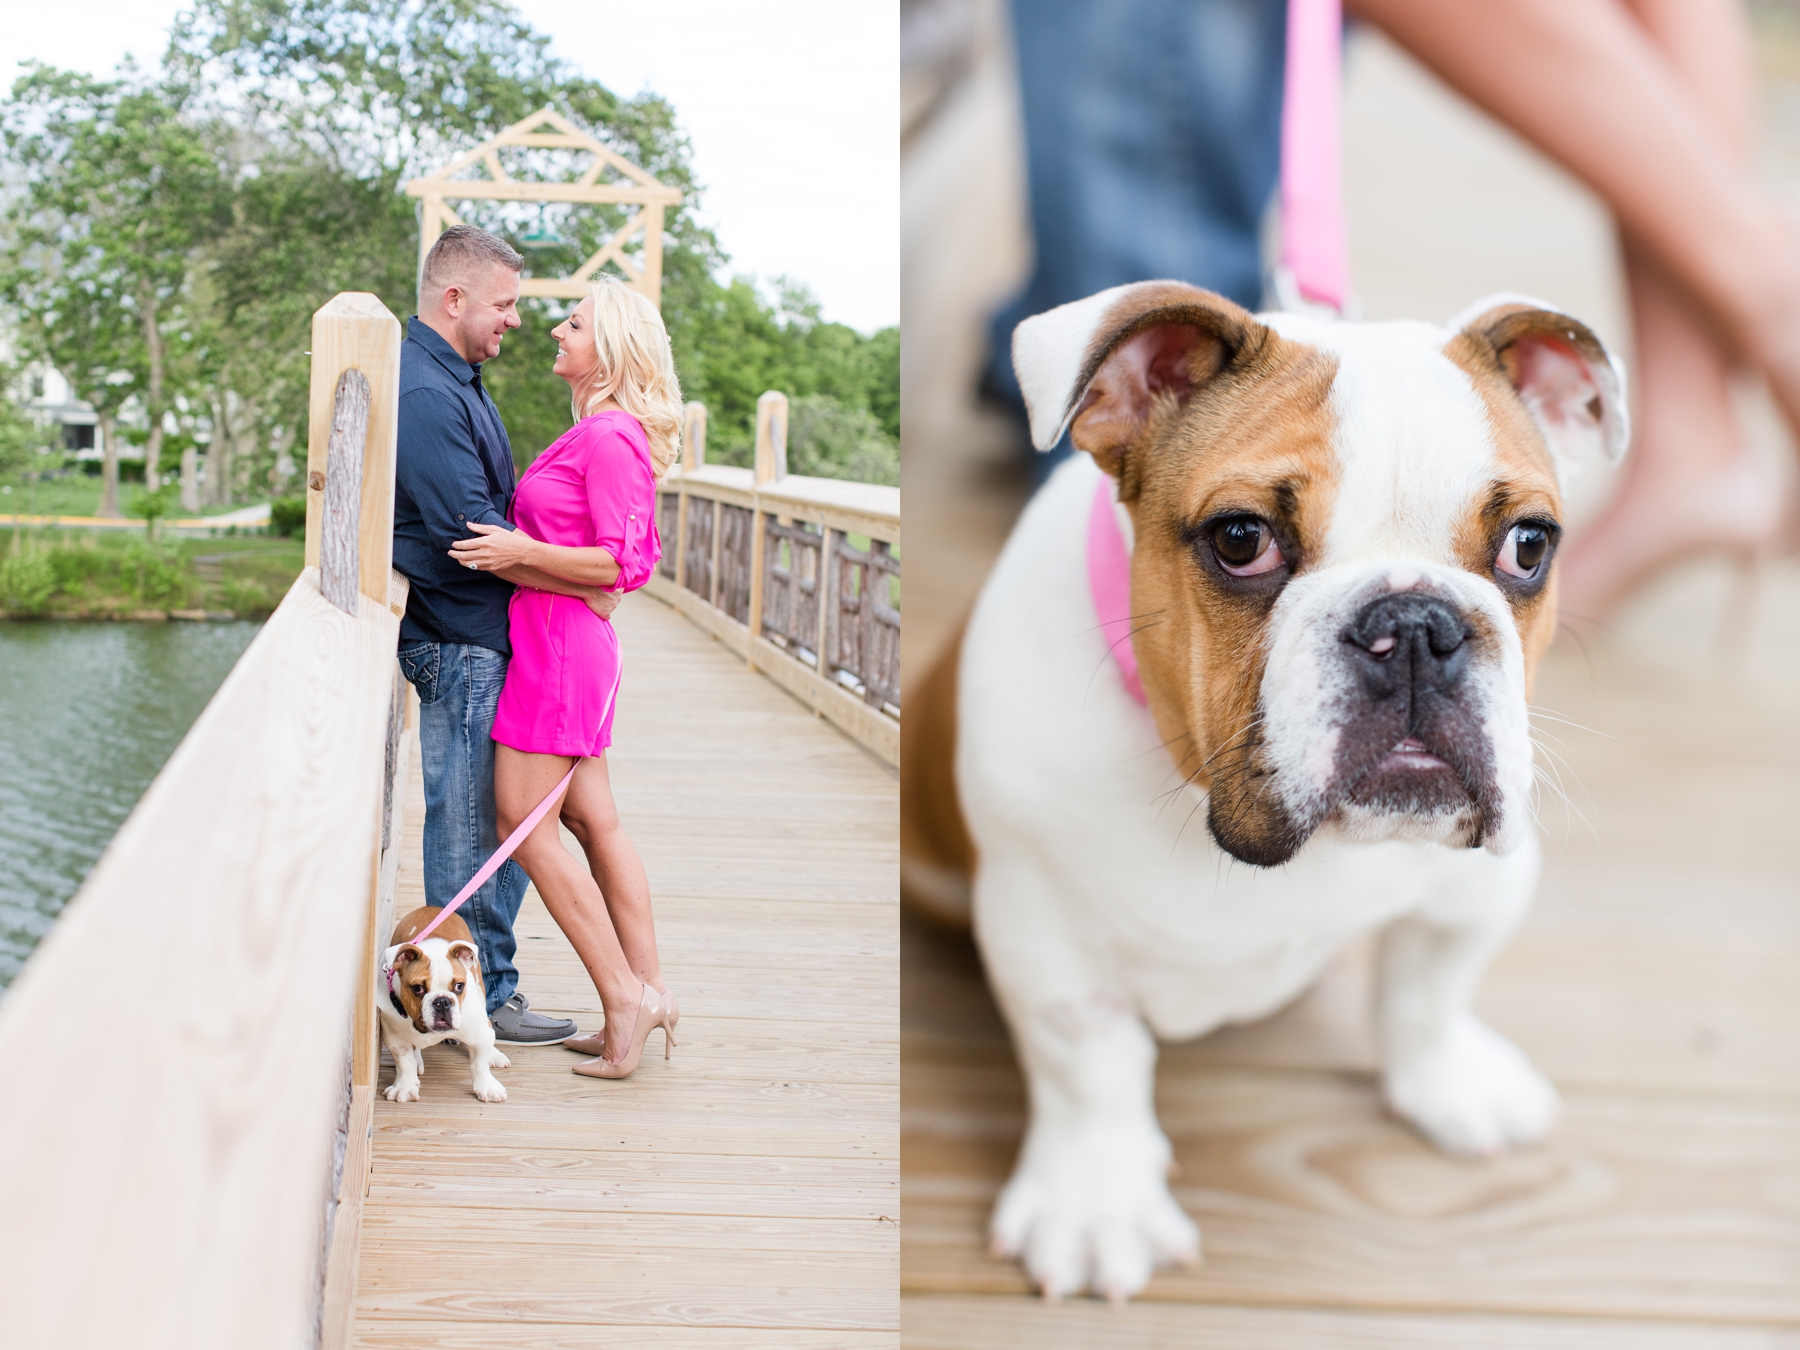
1, 67, 229, 515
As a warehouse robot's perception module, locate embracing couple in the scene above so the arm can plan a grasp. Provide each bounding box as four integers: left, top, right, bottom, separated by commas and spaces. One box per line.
391, 224, 677, 1080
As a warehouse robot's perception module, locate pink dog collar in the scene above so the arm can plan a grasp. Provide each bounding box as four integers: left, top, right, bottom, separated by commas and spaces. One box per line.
1088, 476, 1146, 706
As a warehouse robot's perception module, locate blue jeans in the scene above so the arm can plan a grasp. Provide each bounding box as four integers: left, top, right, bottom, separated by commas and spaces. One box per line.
988, 0, 1287, 477
397, 640, 528, 1014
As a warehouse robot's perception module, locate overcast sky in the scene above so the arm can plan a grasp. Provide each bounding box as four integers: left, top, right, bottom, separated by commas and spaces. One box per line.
0, 0, 899, 332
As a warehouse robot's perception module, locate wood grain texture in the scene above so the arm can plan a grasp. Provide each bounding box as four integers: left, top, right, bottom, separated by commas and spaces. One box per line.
320, 368, 370, 614
902, 1295, 1800, 1350
0, 569, 401, 1350
350, 591, 898, 1341
304, 292, 400, 607
321, 1086, 376, 1350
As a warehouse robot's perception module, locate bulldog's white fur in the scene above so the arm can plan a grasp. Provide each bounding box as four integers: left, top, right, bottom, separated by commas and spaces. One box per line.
376, 921, 510, 1105
954, 285, 1625, 1301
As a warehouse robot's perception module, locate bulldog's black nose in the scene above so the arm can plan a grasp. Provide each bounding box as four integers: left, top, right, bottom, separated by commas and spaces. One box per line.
432, 995, 454, 1016
1344, 593, 1470, 697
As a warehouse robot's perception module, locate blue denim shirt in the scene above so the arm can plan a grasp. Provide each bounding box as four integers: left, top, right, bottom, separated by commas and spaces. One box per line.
393, 317, 518, 654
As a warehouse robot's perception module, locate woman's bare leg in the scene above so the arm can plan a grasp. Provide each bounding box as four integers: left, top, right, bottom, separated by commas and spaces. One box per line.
559, 753, 663, 993
1555, 0, 1775, 614
1351, 0, 1800, 444
495, 744, 642, 1053
1355, 0, 1793, 615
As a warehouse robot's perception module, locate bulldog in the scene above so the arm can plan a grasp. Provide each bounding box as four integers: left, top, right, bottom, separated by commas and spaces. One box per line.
377, 906, 510, 1104
900, 282, 1627, 1301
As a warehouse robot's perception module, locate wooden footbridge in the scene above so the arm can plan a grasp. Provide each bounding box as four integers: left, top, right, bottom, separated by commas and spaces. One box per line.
0, 292, 899, 1348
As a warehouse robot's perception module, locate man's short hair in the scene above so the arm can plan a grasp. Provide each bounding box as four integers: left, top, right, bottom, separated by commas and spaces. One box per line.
422, 225, 524, 293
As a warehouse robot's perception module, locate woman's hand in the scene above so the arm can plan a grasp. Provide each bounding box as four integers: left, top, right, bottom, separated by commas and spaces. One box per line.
450, 521, 536, 573
585, 590, 622, 622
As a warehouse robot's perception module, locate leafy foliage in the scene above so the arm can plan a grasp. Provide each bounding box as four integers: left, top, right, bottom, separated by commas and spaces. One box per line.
2, 0, 897, 512
786, 395, 898, 487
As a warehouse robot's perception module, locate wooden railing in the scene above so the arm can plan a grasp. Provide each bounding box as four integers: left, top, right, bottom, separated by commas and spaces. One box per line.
648, 392, 900, 766
0, 293, 408, 1350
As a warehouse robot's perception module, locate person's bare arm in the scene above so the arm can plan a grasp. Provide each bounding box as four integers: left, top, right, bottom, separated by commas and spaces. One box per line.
490, 564, 622, 619
451, 522, 620, 588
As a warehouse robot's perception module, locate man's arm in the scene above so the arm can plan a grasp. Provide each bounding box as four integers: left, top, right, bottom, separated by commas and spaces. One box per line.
396, 387, 513, 550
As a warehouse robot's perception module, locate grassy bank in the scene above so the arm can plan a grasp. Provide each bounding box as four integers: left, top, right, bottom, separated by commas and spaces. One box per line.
0, 529, 304, 619
0, 476, 258, 521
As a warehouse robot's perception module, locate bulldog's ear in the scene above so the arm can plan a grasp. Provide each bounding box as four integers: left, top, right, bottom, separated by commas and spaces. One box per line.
1449, 294, 1629, 470
393, 944, 426, 977
447, 941, 478, 969
1012, 281, 1262, 477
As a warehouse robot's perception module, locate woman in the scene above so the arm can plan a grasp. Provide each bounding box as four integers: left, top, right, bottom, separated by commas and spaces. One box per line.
448, 274, 679, 1079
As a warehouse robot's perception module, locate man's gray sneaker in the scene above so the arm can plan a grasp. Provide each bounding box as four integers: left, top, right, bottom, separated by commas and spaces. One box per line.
490, 993, 577, 1045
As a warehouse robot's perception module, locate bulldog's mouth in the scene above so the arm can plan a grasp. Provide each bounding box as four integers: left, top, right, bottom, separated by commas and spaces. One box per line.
1338, 731, 1482, 832
1374, 736, 1451, 773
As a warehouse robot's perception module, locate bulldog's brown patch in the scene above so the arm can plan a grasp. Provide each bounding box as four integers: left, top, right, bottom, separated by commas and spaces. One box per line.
1079, 299, 1345, 865
1442, 329, 1567, 692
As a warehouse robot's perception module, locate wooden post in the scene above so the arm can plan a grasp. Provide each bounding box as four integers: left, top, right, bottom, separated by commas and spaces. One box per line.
305, 293, 402, 611
816, 527, 835, 677
673, 403, 703, 592
682, 401, 707, 470
638, 203, 666, 306
754, 391, 788, 485
709, 499, 723, 609
747, 392, 787, 657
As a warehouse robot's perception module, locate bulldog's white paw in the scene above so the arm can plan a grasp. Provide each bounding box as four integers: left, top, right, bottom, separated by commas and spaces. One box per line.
1384, 1016, 1559, 1156
471, 1076, 507, 1104
488, 1048, 512, 1071
990, 1123, 1199, 1302
384, 1080, 420, 1104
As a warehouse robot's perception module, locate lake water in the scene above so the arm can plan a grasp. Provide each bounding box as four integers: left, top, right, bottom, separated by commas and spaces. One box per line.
0, 620, 261, 988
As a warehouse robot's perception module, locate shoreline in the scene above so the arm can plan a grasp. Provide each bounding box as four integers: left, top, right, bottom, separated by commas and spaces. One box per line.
0, 609, 251, 623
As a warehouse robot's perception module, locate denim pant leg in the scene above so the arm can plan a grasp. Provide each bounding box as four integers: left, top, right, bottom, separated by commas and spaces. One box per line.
400, 640, 529, 1013
988, 0, 1288, 476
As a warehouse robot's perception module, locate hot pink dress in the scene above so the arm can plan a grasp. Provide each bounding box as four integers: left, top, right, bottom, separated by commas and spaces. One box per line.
491, 411, 662, 758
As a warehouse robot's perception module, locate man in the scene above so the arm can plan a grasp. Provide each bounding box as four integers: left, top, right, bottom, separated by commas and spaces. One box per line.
393, 224, 617, 1045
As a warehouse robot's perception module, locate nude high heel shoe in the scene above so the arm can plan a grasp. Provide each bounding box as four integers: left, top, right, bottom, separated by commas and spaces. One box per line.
571, 983, 675, 1079
564, 981, 677, 1059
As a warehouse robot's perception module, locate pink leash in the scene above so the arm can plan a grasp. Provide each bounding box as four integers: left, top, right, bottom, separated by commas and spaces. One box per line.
1278, 0, 1349, 314
396, 763, 577, 958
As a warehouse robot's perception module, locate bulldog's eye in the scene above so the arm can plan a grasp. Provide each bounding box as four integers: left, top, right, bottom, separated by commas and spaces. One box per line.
453, 981, 466, 994
1496, 521, 1555, 580
410, 983, 427, 996
1209, 516, 1284, 576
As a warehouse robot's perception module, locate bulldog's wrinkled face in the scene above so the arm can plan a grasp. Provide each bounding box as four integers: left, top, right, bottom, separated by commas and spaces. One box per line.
1014, 283, 1628, 867
390, 938, 481, 1035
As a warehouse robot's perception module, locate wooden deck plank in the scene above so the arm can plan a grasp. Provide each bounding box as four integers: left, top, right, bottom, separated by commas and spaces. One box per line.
354, 1326, 898, 1349
901, 1295, 1800, 1350
351, 591, 898, 1340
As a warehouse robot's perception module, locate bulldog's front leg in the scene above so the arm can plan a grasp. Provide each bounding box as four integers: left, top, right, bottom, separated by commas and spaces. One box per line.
382, 1028, 423, 1104
976, 873, 1199, 1302
1377, 847, 1559, 1155
458, 1014, 509, 1103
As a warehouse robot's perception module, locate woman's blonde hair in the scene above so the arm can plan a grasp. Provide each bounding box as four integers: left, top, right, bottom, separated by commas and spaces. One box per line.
569, 274, 683, 477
